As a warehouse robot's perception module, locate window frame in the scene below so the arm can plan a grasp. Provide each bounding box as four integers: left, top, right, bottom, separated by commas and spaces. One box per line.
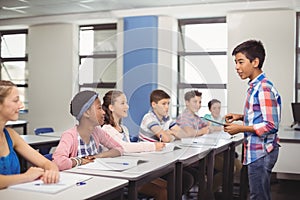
79, 23, 117, 90
177, 17, 227, 115
0, 29, 28, 88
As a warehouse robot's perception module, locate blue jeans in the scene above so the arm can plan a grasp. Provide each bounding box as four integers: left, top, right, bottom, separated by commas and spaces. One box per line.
247, 147, 279, 200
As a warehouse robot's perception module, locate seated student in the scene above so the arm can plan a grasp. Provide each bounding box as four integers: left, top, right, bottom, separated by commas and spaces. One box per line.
139, 89, 194, 195
204, 99, 225, 132
52, 90, 123, 171
101, 90, 167, 200
0, 80, 59, 189
102, 90, 165, 152
176, 90, 210, 136
176, 90, 225, 192
204, 98, 243, 181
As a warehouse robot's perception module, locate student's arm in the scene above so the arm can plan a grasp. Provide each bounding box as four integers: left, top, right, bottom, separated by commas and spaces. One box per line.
95, 149, 121, 158
180, 125, 210, 137
224, 123, 255, 135
2, 129, 59, 187
95, 127, 123, 156
150, 125, 175, 142
253, 85, 280, 136
0, 167, 45, 189
102, 125, 162, 152
52, 131, 77, 170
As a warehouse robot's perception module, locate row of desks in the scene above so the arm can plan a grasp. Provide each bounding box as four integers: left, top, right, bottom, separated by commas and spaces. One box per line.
4, 131, 244, 200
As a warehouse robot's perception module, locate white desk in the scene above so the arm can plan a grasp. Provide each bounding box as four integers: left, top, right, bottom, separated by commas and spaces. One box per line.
37, 131, 63, 138
20, 135, 60, 149
174, 132, 243, 200
6, 120, 28, 135
273, 128, 300, 180
0, 173, 128, 200
19, 135, 60, 172
66, 151, 180, 200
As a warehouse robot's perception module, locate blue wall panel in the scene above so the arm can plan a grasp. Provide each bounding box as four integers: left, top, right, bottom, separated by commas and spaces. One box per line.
123, 16, 158, 140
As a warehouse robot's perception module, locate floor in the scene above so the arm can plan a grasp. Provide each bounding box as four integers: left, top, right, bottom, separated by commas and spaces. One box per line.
183, 173, 300, 200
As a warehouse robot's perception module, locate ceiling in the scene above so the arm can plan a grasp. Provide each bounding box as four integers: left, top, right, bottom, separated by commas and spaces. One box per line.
0, 0, 276, 20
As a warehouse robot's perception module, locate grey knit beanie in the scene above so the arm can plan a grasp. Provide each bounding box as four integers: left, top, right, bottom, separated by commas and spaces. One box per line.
70, 90, 98, 121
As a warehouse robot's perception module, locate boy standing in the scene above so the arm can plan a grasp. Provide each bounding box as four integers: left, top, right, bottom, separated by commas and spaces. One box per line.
224, 40, 281, 200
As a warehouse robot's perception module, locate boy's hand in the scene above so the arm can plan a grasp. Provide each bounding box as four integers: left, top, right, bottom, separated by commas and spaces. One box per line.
225, 113, 243, 123
154, 142, 166, 151
224, 123, 242, 135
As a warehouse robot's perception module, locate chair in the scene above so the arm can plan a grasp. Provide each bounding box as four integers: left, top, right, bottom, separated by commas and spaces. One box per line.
34, 127, 54, 156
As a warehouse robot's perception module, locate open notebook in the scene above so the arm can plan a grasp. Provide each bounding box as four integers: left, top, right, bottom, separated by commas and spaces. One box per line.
124, 143, 181, 156
180, 131, 232, 147
77, 157, 145, 171
9, 173, 92, 194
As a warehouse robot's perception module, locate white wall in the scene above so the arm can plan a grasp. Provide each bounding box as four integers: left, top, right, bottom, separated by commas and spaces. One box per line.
158, 16, 178, 117
28, 23, 78, 133
227, 9, 295, 126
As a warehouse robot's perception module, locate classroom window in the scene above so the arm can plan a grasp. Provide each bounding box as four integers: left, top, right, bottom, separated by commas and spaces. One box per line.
0, 30, 28, 111
79, 24, 117, 96
177, 17, 227, 117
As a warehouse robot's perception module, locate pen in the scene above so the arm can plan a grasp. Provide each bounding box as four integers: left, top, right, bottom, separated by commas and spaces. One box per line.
76, 182, 86, 186
34, 183, 65, 186
76, 177, 93, 186
106, 162, 129, 165
159, 134, 162, 142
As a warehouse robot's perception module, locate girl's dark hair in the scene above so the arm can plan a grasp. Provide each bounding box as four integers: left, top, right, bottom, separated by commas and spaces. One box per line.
102, 90, 123, 127
208, 99, 221, 110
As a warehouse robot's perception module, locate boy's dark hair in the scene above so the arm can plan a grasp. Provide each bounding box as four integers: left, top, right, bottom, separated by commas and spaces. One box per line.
232, 40, 266, 69
150, 89, 170, 105
184, 90, 202, 101
208, 99, 221, 110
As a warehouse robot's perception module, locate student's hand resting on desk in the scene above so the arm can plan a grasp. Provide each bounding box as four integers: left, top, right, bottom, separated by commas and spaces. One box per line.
154, 142, 165, 151
24, 167, 45, 182
81, 156, 95, 165
200, 126, 210, 135
24, 167, 59, 184
41, 169, 60, 184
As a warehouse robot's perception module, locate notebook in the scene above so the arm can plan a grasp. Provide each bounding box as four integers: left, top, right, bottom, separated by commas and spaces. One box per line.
9, 173, 92, 194
77, 157, 144, 171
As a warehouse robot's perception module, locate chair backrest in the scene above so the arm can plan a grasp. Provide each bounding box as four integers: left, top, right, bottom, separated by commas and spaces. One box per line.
34, 127, 54, 135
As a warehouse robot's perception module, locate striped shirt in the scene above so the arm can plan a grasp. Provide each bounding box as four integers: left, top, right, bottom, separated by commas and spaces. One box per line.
139, 110, 176, 142
243, 73, 281, 165
177, 108, 208, 130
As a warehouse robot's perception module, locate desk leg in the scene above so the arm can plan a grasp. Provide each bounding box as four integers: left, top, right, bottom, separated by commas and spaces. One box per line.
166, 168, 175, 200
24, 123, 27, 135
128, 181, 138, 200
175, 162, 183, 200
198, 158, 206, 200
222, 149, 230, 199
227, 144, 237, 200
206, 150, 215, 200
